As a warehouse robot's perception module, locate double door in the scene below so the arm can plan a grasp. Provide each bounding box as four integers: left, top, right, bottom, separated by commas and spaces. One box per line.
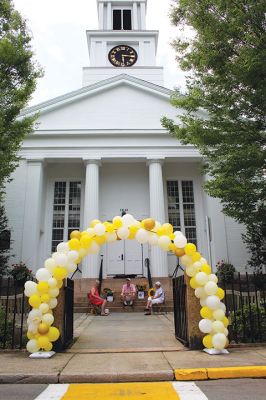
107, 239, 148, 276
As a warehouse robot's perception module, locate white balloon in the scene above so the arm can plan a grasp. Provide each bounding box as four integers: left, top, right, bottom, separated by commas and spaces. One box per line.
174, 230, 183, 237
224, 328, 229, 336
27, 339, 40, 353
42, 313, 54, 326
208, 274, 218, 283
135, 228, 149, 244
94, 223, 106, 236
158, 235, 171, 251
39, 303, 50, 314
212, 320, 225, 333
212, 333, 226, 350
24, 281, 38, 297
186, 266, 197, 277
200, 298, 207, 307
36, 268, 51, 282
193, 262, 202, 270
49, 287, 59, 298
174, 235, 187, 248
54, 253, 68, 267
106, 232, 117, 243
28, 309, 42, 323
199, 319, 213, 333
67, 251, 79, 263
86, 228, 95, 237
206, 295, 221, 310
117, 227, 130, 240
148, 233, 158, 246
28, 323, 38, 334
66, 263, 77, 273
44, 258, 56, 273
195, 272, 208, 286
89, 241, 100, 254
204, 281, 218, 296
213, 309, 225, 320
122, 214, 135, 226
220, 302, 226, 312
180, 255, 192, 267
48, 277, 57, 288
195, 287, 207, 299
49, 298, 58, 309
57, 242, 69, 253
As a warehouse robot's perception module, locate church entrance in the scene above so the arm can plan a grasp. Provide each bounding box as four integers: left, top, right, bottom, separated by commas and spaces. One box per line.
106, 240, 148, 276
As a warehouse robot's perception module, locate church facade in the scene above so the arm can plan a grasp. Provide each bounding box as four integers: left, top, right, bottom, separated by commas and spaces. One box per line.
5, 0, 248, 279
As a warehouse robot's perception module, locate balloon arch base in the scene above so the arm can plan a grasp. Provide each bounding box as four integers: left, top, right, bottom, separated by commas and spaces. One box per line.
24, 214, 230, 356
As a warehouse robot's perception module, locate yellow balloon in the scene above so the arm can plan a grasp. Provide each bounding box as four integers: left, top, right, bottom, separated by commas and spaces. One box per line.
156, 227, 166, 236
203, 334, 213, 349
57, 280, 63, 289
48, 327, 60, 342
191, 252, 201, 263
37, 335, 50, 349
200, 306, 213, 319
175, 248, 185, 257
222, 316, 229, 328
90, 219, 101, 228
143, 218, 155, 231
70, 230, 81, 240
185, 243, 197, 256
112, 216, 123, 228
190, 277, 198, 289
216, 288, 225, 300
80, 234, 92, 249
162, 223, 173, 235
95, 235, 106, 245
37, 282, 49, 294
44, 342, 53, 352
40, 294, 50, 303
29, 294, 41, 308
27, 331, 35, 340
169, 243, 176, 252
128, 225, 138, 240
201, 264, 212, 275
104, 222, 115, 232
38, 322, 49, 335
53, 267, 68, 281
69, 238, 81, 251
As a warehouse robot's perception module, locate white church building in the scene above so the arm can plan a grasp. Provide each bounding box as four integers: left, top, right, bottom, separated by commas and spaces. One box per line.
5, 0, 248, 280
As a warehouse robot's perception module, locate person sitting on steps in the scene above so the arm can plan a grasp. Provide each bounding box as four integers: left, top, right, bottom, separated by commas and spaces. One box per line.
89, 280, 109, 316
144, 281, 165, 315
121, 278, 136, 306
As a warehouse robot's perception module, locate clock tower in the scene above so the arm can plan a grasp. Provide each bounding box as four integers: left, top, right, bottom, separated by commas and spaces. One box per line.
83, 0, 164, 86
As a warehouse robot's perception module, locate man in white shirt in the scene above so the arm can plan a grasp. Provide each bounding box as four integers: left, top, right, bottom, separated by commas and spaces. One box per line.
144, 281, 165, 315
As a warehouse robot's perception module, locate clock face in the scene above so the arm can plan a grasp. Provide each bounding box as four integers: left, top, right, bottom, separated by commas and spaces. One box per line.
108, 45, 138, 67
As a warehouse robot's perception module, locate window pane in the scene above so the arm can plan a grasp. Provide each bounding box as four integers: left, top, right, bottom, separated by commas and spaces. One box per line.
113, 10, 122, 30
68, 182, 81, 240
123, 10, 132, 30
52, 182, 66, 252
182, 181, 197, 246
167, 181, 181, 231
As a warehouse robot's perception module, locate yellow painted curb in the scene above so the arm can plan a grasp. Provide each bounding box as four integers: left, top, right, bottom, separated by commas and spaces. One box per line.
207, 366, 266, 380
175, 368, 208, 381
174, 366, 266, 381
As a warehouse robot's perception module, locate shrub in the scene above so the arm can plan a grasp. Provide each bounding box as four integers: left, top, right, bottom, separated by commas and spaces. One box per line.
8, 262, 33, 281
216, 260, 236, 283
230, 304, 266, 343
0, 307, 13, 348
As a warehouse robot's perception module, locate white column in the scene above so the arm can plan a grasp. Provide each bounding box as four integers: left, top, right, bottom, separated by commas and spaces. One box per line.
147, 159, 168, 277
82, 160, 101, 278
107, 2, 112, 29
140, 2, 146, 29
98, 2, 104, 29
22, 159, 44, 272
133, 2, 138, 30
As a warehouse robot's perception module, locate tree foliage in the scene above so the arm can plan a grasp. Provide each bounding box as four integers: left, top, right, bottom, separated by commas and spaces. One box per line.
0, 0, 42, 194
162, 0, 266, 237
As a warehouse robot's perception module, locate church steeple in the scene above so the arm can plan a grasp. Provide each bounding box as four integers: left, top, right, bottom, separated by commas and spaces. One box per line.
83, 0, 164, 86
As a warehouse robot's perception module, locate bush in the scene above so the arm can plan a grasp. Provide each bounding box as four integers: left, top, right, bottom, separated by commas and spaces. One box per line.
8, 262, 33, 281
230, 304, 266, 343
216, 260, 236, 283
0, 307, 13, 348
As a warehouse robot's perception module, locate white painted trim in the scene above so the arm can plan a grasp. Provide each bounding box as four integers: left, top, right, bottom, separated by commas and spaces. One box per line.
33, 384, 69, 400
172, 382, 208, 400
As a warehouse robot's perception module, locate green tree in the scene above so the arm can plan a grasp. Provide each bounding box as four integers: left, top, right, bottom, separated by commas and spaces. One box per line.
0, 0, 42, 264
162, 0, 266, 267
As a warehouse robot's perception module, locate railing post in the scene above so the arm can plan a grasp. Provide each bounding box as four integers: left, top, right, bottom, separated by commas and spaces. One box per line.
184, 274, 204, 349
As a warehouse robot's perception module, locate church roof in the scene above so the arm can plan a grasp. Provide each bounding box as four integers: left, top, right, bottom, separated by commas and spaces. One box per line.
21, 74, 173, 117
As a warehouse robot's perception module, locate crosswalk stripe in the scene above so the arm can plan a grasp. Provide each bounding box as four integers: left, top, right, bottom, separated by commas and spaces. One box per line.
172, 382, 208, 400
33, 384, 69, 400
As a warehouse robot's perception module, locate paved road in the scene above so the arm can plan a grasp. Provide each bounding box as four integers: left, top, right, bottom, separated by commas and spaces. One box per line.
0, 379, 265, 400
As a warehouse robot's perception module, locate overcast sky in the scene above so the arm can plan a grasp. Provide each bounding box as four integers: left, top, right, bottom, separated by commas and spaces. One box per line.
13, 0, 187, 106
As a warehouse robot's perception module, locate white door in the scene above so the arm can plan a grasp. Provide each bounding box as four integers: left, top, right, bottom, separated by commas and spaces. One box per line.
125, 240, 146, 275
107, 240, 125, 275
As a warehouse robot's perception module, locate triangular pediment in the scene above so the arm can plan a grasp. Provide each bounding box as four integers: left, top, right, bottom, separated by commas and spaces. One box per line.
21, 75, 182, 131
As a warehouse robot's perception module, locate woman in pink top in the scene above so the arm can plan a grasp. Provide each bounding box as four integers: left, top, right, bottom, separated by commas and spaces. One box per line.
89, 280, 109, 316
121, 278, 136, 306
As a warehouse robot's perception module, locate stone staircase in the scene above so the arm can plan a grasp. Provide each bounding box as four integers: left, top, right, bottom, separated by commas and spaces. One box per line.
74, 277, 174, 313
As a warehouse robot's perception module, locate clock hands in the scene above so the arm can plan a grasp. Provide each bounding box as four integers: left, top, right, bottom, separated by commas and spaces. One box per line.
122, 54, 134, 66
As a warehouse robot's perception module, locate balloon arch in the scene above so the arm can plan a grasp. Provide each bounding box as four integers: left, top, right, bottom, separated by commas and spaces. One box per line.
24, 214, 229, 353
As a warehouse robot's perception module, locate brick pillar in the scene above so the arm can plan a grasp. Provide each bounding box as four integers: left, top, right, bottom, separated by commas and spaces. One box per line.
185, 274, 204, 349
53, 284, 65, 351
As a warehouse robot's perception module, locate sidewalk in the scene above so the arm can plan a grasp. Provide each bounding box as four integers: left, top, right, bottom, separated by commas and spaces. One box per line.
0, 313, 265, 384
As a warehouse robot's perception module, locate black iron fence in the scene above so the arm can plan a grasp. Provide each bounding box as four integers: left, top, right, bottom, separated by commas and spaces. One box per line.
173, 274, 188, 346
0, 276, 31, 349
221, 272, 266, 344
